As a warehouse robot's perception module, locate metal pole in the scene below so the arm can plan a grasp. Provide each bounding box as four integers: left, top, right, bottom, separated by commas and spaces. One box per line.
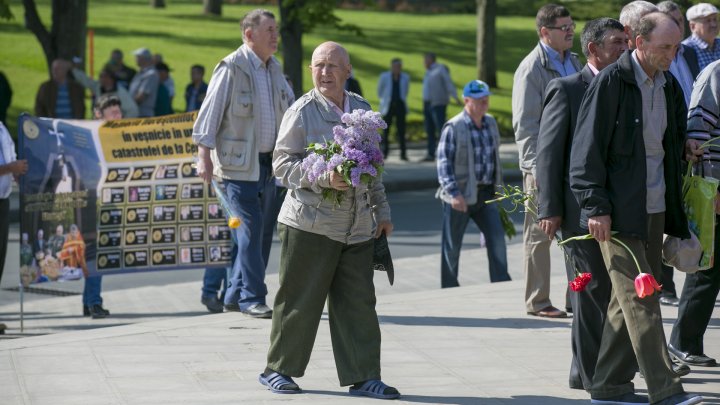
19, 282, 24, 333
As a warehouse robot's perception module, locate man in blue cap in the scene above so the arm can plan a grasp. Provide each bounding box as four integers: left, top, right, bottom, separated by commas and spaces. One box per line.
436, 79, 510, 288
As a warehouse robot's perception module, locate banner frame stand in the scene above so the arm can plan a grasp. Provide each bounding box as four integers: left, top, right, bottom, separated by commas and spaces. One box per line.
19, 282, 24, 333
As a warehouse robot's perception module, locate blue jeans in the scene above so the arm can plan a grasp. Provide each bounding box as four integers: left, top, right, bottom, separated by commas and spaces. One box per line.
441, 186, 510, 287
223, 157, 279, 311
83, 276, 103, 306
423, 102, 447, 158
202, 267, 228, 299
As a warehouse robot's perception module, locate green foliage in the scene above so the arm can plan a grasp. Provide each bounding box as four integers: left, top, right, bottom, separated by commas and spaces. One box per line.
0, 0, 12, 20
0, 0, 575, 141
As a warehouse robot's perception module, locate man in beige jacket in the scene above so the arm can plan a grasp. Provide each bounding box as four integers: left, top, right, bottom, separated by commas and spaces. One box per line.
259, 41, 399, 400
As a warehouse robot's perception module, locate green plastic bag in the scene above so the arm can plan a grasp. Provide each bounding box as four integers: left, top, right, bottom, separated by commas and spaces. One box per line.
683, 161, 719, 270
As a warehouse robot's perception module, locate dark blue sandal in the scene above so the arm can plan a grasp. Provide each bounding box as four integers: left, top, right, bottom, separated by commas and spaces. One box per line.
258, 372, 301, 394
349, 379, 400, 400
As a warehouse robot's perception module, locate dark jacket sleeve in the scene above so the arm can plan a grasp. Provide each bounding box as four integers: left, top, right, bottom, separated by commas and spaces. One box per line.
568, 73, 617, 226
35, 82, 50, 117
536, 78, 569, 219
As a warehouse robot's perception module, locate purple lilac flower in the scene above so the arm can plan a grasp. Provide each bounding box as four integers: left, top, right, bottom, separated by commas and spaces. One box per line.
326, 153, 345, 171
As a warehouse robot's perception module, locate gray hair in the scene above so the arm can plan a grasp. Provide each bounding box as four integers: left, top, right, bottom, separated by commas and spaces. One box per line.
620, 1, 658, 38
656, 1, 680, 14
240, 9, 275, 42
581, 17, 625, 57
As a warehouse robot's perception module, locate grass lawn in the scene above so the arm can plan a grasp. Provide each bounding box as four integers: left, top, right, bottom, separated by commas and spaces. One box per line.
0, 0, 586, 140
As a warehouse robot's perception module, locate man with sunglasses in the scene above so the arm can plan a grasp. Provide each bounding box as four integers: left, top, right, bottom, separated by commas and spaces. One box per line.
512, 3, 581, 320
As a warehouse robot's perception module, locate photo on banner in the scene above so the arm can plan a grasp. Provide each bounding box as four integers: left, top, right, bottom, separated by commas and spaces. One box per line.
18, 112, 231, 286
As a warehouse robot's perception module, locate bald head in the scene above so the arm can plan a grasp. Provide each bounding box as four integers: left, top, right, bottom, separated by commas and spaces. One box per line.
635, 12, 682, 76
311, 41, 350, 66
310, 41, 352, 107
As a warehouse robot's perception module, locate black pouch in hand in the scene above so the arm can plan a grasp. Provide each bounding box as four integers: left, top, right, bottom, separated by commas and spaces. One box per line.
372, 233, 394, 285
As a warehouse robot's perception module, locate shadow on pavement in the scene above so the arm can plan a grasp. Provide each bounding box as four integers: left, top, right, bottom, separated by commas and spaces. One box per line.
378, 315, 570, 329
0, 311, 208, 321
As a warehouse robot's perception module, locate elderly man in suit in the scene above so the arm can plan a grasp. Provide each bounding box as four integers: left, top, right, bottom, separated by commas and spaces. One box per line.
537, 17, 629, 391
377, 58, 410, 160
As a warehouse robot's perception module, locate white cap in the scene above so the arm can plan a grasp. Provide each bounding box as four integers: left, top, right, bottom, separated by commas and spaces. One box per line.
687, 3, 719, 21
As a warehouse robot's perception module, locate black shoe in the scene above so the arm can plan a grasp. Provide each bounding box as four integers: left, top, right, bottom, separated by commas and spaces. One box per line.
652, 392, 703, 405
224, 303, 241, 312
673, 363, 691, 377
0, 323, 6, 335
84, 304, 110, 317
400, 155, 408, 161
241, 303, 272, 319
660, 296, 680, 306
669, 344, 717, 366
420, 155, 435, 162
590, 392, 649, 404
201, 295, 224, 313
89, 304, 109, 319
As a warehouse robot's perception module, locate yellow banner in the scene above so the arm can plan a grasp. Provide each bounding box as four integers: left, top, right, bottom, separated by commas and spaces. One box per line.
99, 112, 199, 163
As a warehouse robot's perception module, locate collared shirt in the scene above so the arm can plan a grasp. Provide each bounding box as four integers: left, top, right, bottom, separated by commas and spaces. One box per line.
587, 62, 600, 76
437, 111, 496, 197
683, 35, 720, 71
669, 45, 696, 106
540, 42, 578, 77
631, 51, 667, 214
0, 123, 16, 199
320, 91, 351, 118
247, 48, 277, 153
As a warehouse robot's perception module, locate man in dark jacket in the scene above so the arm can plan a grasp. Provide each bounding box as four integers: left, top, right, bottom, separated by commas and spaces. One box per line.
569, 12, 702, 405
537, 17, 627, 392
35, 59, 86, 119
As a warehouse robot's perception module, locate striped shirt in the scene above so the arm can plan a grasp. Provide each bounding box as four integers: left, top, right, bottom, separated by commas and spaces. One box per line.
247, 49, 277, 153
682, 35, 720, 72
55, 83, 73, 119
687, 59, 720, 180
437, 111, 496, 197
631, 51, 667, 214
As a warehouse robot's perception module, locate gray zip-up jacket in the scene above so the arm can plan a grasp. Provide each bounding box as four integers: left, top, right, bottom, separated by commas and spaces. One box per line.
273, 89, 391, 244
512, 42, 581, 175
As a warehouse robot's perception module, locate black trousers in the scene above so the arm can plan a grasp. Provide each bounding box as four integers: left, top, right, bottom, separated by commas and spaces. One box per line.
670, 215, 720, 355
0, 198, 8, 284
382, 102, 406, 158
562, 230, 613, 390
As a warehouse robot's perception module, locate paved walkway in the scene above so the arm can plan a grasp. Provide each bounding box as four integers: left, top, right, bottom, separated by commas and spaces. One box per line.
2, 142, 719, 404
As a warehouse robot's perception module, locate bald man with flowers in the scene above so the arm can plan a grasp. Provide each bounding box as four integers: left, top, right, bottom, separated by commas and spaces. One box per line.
260, 41, 399, 400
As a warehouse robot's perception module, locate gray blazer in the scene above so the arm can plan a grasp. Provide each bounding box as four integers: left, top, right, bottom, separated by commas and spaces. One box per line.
512, 42, 582, 174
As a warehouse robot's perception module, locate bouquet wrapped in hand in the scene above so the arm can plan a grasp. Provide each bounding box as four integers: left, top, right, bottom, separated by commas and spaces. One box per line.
301, 109, 386, 204
211, 179, 242, 229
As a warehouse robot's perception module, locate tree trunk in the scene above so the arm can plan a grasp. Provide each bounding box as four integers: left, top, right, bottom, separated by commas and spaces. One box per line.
203, 0, 222, 16
24, 0, 87, 74
151, 0, 165, 8
476, 0, 497, 87
279, 0, 304, 98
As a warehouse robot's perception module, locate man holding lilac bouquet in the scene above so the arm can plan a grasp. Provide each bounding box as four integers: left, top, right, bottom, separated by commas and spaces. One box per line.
259, 41, 400, 400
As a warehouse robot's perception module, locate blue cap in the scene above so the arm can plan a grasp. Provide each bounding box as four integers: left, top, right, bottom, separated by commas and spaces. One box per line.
463, 80, 491, 99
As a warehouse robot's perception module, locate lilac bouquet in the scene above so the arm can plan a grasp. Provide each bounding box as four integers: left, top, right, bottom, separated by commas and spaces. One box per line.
301, 109, 386, 204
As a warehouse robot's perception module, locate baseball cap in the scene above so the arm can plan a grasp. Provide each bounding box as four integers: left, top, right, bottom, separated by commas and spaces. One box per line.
687, 3, 719, 21
463, 80, 491, 99
133, 47, 152, 59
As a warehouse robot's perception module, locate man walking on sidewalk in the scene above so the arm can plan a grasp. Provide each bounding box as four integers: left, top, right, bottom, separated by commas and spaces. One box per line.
512, 3, 581, 319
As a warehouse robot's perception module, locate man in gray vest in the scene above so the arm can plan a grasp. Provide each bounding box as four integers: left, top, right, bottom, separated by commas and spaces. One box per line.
193, 9, 294, 319
436, 80, 510, 287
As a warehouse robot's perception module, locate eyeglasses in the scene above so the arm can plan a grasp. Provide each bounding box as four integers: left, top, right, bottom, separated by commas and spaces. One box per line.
545, 22, 576, 32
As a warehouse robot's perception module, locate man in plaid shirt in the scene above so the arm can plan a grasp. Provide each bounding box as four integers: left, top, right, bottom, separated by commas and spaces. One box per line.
682, 3, 720, 71
436, 80, 511, 288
